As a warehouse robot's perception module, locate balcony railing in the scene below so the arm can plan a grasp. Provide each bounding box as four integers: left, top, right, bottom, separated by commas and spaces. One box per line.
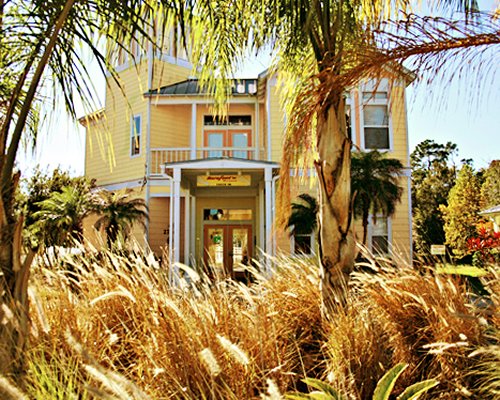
149, 147, 268, 175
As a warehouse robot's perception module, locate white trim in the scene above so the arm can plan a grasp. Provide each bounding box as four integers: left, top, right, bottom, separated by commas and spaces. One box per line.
254, 101, 260, 160
258, 182, 265, 259
272, 174, 280, 256
149, 97, 256, 105
165, 158, 279, 170
264, 167, 273, 272
347, 89, 356, 147
98, 180, 143, 191
184, 184, 190, 264
173, 168, 181, 267
190, 195, 196, 265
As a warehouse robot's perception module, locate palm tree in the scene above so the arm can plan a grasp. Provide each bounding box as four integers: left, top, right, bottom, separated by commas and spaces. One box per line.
33, 186, 95, 247
94, 190, 148, 246
0, 0, 185, 380
351, 151, 404, 247
287, 194, 319, 236
189, 0, 487, 314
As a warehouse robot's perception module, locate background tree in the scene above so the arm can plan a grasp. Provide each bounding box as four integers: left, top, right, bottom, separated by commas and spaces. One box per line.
351, 150, 404, 246
17, 167, 95, 249
411, 140, 458, 257
480, 160, 500, 209
32, 186, 95, 247
93, 190, 148, 246
287, 194, 319, 236
440, 164, 484, 257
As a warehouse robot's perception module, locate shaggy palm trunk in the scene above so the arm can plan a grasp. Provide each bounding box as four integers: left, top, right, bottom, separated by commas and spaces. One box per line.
315, 100, 356, 315
0, 173, 35, 382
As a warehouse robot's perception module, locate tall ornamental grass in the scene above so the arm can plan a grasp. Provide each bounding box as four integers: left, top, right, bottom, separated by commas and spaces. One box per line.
3, 244, 495, 399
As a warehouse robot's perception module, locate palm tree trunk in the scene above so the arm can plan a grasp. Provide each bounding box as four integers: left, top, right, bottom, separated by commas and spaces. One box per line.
362, 211, 369, 245
315, 100, 356, 316
0, 0, 76, 382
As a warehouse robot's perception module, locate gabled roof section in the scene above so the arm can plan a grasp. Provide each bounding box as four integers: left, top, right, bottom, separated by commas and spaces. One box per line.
146, 78, 259, 96
164, 157, 279, 170
78, 108, 104, 126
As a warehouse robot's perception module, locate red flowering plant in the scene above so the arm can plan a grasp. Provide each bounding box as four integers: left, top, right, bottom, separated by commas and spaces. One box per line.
467, 226, 500, 267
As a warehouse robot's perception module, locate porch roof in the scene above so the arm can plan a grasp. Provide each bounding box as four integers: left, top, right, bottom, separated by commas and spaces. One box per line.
164, 157, 279, 170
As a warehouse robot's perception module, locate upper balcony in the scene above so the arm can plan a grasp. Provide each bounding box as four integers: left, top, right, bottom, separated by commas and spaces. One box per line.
149, 147, 268, 176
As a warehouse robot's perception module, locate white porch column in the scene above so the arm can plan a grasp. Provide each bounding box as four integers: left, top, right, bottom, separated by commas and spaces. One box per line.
254, 101, 259, 160
265, 167, 273, 271
173, 168, 182, 271
190, 103, 197, 160
258, 182, 265, 259
184, 184, 190, 265
190, 195, 196, 266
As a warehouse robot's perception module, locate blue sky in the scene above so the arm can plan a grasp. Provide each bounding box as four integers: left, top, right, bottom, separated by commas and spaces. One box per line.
18, 0, 499, 176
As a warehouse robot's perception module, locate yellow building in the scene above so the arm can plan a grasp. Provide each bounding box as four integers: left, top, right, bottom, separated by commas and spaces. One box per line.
81, 38, 413, 276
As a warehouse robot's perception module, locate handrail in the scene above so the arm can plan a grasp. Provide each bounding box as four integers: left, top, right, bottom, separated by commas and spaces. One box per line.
149, 147, 267, 175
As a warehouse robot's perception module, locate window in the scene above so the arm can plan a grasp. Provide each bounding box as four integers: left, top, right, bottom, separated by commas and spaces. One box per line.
204, 115, 252, 126
130, 115, 141, 156
371, 217, 389, 255
362, 91, 390, 150
292, 232, 314, 255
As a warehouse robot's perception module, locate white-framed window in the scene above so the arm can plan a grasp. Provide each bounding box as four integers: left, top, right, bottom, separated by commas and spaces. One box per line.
130, 115, 142, 157
363, 94, 390, 150
291, 232, 315, 256
369, 216, 390, 255
359, 80, 392, 151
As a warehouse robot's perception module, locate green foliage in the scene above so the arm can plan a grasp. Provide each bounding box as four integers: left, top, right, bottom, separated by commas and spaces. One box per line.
18, 167, 95, 249
480, 160, 500, 209
441, 164, 483, 257
93, 189, 148, 245
33, 186, 95, 247
287, 194, 319, 236
411, 140, 458, 257
351, 150, 404, 245
287, 364, 438, 400
26, 350, 89, 400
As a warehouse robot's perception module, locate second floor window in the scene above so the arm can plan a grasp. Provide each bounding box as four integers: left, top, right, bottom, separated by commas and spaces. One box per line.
131, 115, 141, 156
362, 91, 390, 150
363, 104, 389, 150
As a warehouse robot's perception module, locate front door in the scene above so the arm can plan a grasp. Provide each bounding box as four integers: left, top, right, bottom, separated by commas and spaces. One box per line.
203, 224, 252, 280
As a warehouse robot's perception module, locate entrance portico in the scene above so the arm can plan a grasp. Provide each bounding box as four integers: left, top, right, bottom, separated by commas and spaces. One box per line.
162, 158, 279, 275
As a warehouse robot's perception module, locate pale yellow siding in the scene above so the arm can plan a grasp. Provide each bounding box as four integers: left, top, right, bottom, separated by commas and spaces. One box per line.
269, 82, 285, 162
389, 86, 409, 166
151, 105, 191, 148
148, 196, 185, 261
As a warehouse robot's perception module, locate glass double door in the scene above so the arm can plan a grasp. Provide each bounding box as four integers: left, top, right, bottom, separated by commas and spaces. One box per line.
203, 224, 252, 280
205, 130, 251, 159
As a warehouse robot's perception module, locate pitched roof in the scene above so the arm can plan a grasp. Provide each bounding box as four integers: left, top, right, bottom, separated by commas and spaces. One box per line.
147, 79, 258, 96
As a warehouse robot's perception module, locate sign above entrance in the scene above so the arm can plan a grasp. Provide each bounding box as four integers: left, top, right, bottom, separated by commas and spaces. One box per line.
197, 174, 251, 187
